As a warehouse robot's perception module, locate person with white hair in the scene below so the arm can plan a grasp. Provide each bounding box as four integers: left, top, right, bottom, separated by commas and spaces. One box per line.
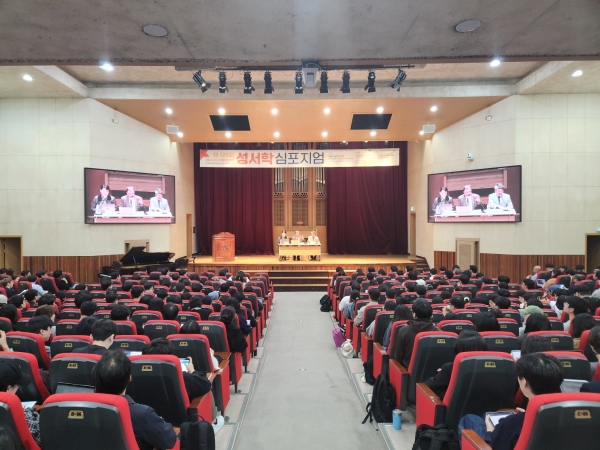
149, 188, 170, 213
487, 183, 513, 210
119, 186, 145, 211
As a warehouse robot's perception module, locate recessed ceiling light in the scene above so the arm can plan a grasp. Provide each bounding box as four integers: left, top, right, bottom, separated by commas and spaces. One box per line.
321, 131, 328, 137
430, 106, 438, 112
370, 131, 377, 137
225, 132, 232, 138
572, 70, 583, 77
100, 62, 114, 71
419, 130, 424, 136
165, 108, 172, 114
274, 131, 280, 138
455, 19, 481, 33
490, 59, 501, 67
218, 108, 226, 115
177, 132, 183, 138
324, 108, 330, 115
271, 108, 278, 115
22, 74, 33, 82
364, 141, 368, 143
376, 106, 384, 113
143, 24, 168, 37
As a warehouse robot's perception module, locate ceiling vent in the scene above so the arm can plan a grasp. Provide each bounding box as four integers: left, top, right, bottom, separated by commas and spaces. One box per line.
422, 124, 436, 134
166, 125, 179, 135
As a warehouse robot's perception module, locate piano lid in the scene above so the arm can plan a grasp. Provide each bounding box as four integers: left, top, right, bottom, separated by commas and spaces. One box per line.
119, 247, 175, 266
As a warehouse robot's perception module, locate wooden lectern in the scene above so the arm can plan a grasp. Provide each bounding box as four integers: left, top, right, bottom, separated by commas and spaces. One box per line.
212, 232, 235, 262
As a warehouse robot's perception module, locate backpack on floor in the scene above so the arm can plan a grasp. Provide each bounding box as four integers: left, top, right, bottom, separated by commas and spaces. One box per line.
180, 415, 215, 450
332, 327, 345, 347
319, 294, 332, 312
362, 374, 395, 424
412, 424, 460, 450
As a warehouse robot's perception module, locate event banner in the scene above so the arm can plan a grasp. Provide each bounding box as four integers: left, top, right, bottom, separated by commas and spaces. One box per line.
199, 148, 399, 168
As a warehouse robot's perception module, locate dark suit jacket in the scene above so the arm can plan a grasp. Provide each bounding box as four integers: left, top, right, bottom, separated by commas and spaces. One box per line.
457, 193, 482, 208
424, 361, 454, 400
581, 381, 600, 393
125, 395, 177, 450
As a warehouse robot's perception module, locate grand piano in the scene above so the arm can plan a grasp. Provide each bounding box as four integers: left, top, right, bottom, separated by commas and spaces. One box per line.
102, 247, 176, 276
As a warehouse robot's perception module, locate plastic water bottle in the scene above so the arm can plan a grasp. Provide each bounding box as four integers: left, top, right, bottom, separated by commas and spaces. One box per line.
393, 409, 402, 430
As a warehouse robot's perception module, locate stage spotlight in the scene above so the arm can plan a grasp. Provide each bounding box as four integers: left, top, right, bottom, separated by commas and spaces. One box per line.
364, 71, 376, 92
243, 72, 255, 94
295, 71, 304, 94
390, 69, 407, 91
193, 70, 211, 93
218, 71, 228, 93
340, 71, 350, 93
264, 71, 274, 94
319, 71, 329, 93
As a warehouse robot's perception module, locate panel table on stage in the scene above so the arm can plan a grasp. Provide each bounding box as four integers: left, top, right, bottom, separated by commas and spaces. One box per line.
278, 244, 321, 261
431, 210, 518, 223
90, 213, 174, 224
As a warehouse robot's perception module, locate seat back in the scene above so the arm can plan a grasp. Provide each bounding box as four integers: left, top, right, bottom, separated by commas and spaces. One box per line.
50, 335, 93, 358
143, 320, 180, 340
57, 309, 81, 321
6, 331, 51, 370
529, 331, 574, 351
176, 311, 201, 325
40, 393, 140, 450
444, 351, 516, 430
373, 311, 396, 345
109, 335, 151, 352
128, 354, 189, 426
196, 321, 229, 352
131, 310, 163, 334
48, 354, 101, 393
514, 393, 600, 450
115, 321, 137, 336
0, 392, 41, 450
362, 304, 383, 330
439, 320, 476, 334
500, 309, 523, 326
497, 318, 520, 336
454, 310, 479, 323
545, 351, 591, 381
15, 318, 31, 332
167, 334, 215, 373
480, 331, 520, 353
407, 332, 458, 403
387, 321, 409, 355
56, 319, 80, 336
0, 352, 50, 402
578, 329, 597, 361
548, 316, 565, 331
40, 276, 58, 294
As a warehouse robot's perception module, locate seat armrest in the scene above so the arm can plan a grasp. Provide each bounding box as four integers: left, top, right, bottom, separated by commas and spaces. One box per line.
415, 382, 444, 427
461, 430, 493, 450
389, 359, 409, 410
215, 351, 231, 371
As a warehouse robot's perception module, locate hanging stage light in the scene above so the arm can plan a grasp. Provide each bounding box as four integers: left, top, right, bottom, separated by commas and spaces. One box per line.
364, 71, 376, 93
294, 71, 304, 94
218, 71, 228, 93
264, 71, 274, 94
319, 71, 329, 93
192, 70, 211, 93
340, 71, 350, 93
243, 72, 255, 94
390, 69, 407, 91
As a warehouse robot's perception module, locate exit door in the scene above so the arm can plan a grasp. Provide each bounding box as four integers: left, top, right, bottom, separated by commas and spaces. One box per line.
0, 237, 22, 274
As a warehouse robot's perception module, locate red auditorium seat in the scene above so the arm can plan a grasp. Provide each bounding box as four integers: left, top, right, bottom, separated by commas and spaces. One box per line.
55, 319, 80, 336
6, 332, 51, 370
0, 352, 50, 403
528, 330, 573, 350
110, 335, 151, 352
480, 331, 520, 354
49, 335, 92, 358
143, 320, 180, 340
438, 320, 476, 334
0, 392, 40, 450
48, 353, 101, 393
373, 320, 408, 379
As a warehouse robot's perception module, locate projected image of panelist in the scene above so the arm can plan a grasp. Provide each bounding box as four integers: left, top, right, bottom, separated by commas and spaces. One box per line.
120, 186, 145, 212
457, 185, 482, 211
149, 189, 171, 214
487, 183, 513, 211
91, 184, 116, 214
432, 186, 454, 214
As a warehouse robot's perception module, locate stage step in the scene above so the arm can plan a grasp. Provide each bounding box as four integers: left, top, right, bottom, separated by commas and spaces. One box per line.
269, 270, 329, 292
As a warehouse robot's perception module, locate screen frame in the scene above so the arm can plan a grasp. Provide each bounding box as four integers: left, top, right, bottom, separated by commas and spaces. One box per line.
84, 167, 176, 225
427, 165, 522, 224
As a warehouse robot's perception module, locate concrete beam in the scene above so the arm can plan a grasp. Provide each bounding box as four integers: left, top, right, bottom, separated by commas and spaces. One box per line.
33, 66, 89, 97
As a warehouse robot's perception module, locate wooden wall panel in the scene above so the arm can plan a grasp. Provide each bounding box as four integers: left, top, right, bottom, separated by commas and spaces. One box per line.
23, 255, 123, 285
435, 252, 585, 282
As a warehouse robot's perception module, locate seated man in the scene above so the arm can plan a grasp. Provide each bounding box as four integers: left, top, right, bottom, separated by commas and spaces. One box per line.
92, 350, 177, 450
119, 186, 145, 212
0, 358, 41, 445
110, 305, 131, 321
487, 183, 514, 211
149, 189, 170, 214
75, 301, 99, 335
291, 231, 304, 261
26, 315, 53, 360
391, 300, 438, 368
459, 353, 564, 450
306, 231, 321, 261
456, 185, 482, 211
72, 319, 116, 355
354, 288, 380, 327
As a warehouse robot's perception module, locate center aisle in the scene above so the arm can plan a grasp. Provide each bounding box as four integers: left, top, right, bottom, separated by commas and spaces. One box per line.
235, 292, 385, 450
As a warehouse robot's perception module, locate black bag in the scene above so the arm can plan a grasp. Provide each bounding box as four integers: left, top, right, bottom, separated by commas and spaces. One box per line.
363, 358, 376, 385
362, 374, 395, 424
412, 424, 460, 450
319, 294, 332, 312
180, 415, 215, 450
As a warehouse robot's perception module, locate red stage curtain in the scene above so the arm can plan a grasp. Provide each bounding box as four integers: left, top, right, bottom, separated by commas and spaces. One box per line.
194, 143, 274, 255
326, 141, 408, 255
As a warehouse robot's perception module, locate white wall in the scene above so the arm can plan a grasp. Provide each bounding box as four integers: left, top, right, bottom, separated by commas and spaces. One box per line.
0, 98, 194, 258
408, 94, 600, 263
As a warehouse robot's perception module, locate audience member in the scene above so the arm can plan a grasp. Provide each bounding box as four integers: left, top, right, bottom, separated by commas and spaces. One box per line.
580, 326, 600, 393
474, 312, 501, 332
392, 300, 438, 368
354, 288, 379, 327
26, 316, 53, 358
220, 306, 248, 354
72, 319, 116, 355
75, 301, 99, 335
517, 313, 550, 347
110, 305, 131, 321
520, 335, 553, 355
571, 313, 597, 349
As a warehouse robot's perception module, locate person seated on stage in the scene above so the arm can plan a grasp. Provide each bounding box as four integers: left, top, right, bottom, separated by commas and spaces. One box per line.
277, 230, 289, 261
487, 183, 514, 211
73, 319, 116, 355
458, 353, 563, 450
92, 350, 177, 450
292, 231, 305, 261
119, 186, 145, 212
391, 300, 438, 368
432, 186, 454, 214
149, 188, 170, 214
307, 231, 321, 260
456, 184, 482, 211
90, 183, 116, 214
